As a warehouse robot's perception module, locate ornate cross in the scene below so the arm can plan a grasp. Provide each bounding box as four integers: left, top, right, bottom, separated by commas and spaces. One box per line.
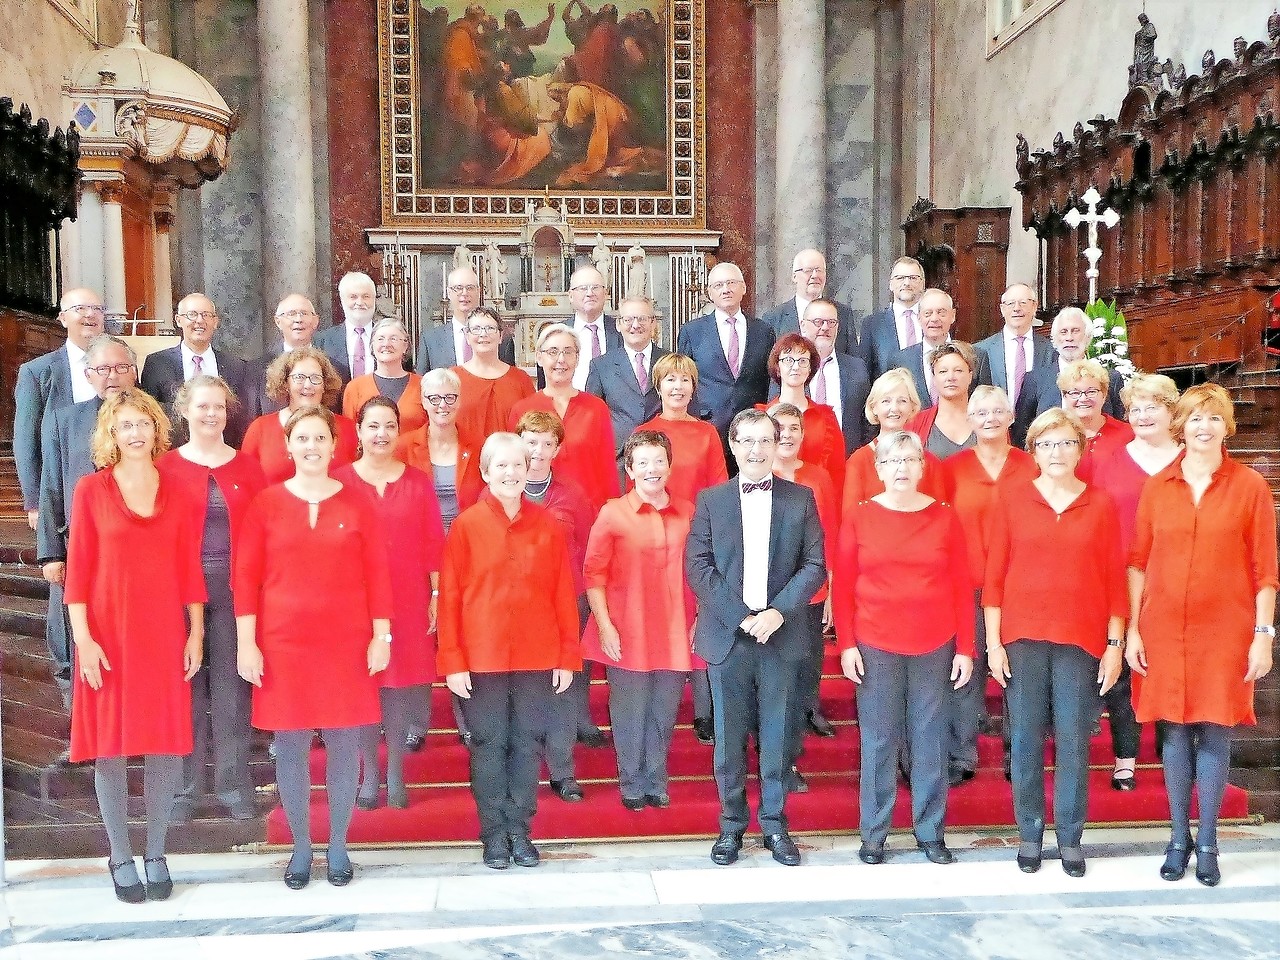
1063, 186, 1120, 304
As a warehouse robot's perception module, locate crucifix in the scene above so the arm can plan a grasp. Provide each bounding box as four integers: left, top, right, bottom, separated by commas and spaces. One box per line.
540, 257, 556, 292
1063, 186, 1120, 304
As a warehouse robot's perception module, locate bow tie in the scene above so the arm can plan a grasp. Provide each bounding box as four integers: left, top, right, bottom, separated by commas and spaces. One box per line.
741, 478, 773, 494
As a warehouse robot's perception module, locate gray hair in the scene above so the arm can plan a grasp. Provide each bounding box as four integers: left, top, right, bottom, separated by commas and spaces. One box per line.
479, 431, 529, 473
338, 271, 376, 296
371, 316, 409, 339
968, 384, 1012, 415
535, 322, 578, 352
875, 429, 924, 462
421, 366, 461, 394
84, 333, 138, 367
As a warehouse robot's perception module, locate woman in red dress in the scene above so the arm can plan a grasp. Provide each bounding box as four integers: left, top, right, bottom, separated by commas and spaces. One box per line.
1059, 358, 1134, 481
65, 389, 206, 903
508, 322, 619, 513
341, 318, 427, 433
235, 405, 393, 889
241, 347, 358, 482
334, 397, 445, 811
904, 342, 978, 460
761, 333, 846, 492
1127, 384, 1277, 886
159, 375, 267, 823
452, 306, 534, 439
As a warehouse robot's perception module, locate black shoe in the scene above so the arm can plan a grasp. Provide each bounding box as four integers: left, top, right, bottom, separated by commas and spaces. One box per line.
170, 798, 194, 825
1111, 769, 1137, 791
1061, 855, 1087, 878
710, 831, 743, 865
1160, 842, 1191, 881
356, 793, 381, 811
621, 795, 646, 811
947, 765, 976, 788
482, 836, 511, 869
693, 717, 715, 745
577, 727, 609, 749
897, 760, 911, 788
1017, 852, 1042, 873
763, 832, 801, 866
405, 731, 426, 752
1195, 845, 1220, 887
108, 859, 146, 904
918, 840, 955, 865
806, 710, 835, 738
387, 785, 410, 809
510, 834, 540, 867
1003, 754, 1012, 782
644, 793, 670, 809
787, 768, 809, 794
550, 778, 585, 802
858, 844, 885, 865
143, 856, 173, 901
326, 857, 355, 886
283, 859, 312, 890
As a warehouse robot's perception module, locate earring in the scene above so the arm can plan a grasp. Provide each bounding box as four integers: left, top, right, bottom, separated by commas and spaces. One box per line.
287, 453, 293, 460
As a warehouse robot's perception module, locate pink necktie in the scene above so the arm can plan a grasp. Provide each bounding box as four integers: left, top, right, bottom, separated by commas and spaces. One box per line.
724, 318, 741, 378
353, 327, 367, 378
901, 308, 920, 348
811, 357, 827, 404
462, 330, 473, 362
587, 323, 602, 359
633, 350, 648, 392
192, 354, 203, 377
1012, 334, 1028, 404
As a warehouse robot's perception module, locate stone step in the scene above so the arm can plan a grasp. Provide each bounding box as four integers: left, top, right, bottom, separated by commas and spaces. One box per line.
0, 594, 46, 640
0, 567, 48, 600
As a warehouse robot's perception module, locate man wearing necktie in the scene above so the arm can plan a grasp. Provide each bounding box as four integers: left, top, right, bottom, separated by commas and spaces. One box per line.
558, 266, 621, 390
859, 256, 928, 380
889, 289, 992, 407
314, 272, 377, 388
686, 409, 826, 867
974, 283, 1055, 446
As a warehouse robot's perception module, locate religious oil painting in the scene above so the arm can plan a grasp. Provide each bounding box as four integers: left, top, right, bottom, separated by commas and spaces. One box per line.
378, 0, 706, 229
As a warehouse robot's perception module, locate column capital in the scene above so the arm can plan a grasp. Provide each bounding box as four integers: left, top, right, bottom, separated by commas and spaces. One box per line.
154, 210, 175, 231
96, 181, 126, 205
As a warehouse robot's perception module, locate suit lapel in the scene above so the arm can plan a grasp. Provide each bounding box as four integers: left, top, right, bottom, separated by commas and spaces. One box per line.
988, 337, 1007, 389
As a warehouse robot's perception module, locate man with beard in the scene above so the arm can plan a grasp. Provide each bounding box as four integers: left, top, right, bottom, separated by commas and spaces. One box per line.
315, 272, 379, 385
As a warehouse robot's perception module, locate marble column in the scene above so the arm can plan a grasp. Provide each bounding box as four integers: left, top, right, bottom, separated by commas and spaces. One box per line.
257, 0, 317, 322
99, 182, 127, 317
77, 185, 105, 298
153, 210, 174, 325
773, 0, 827, 293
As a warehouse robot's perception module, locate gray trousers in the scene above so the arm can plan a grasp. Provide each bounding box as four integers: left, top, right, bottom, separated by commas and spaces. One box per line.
691, 668, 712, 720
606, 667, 687, 799
788, 603, 825, 767
1005, 640, 1097, 849
542, 598, 591, 781
46, 579, 72, 699
856, 642, 953, 847
948, 591, 989, 772
181, 559, 253, 806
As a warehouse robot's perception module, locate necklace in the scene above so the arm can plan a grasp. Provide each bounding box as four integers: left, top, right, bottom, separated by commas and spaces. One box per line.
525, 473, 552, 497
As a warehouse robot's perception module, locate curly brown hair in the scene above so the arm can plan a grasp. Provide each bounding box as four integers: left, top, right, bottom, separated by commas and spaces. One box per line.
264, 346, 343, 408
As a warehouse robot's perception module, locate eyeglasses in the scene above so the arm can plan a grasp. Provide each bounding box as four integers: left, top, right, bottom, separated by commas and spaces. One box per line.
570, 283, 606, 294
289, 372, 325, 386
777, 355, 810, 368
425, 393, 459, 406
1128, 404, 1165, 418
734, 437, 775, 448
276, 309, 315, 320
468, 325, 499, 336
87, 363, 135, 376
541, 347, 579, 359
969, 408, 1011, 419
619, 315, 654, 326
66, 304, 105, 316
180, 310, 218, 322
890, 274, 924, 282
449, 284, 480, 294
113, 419, 155, 434
877, 456, 923, 468
803, 317, 838, 329
793, 266, 824, 276
1034, 439, 1080, 451
708, 280, 743, 292
1064, 388, 1102, 401
1000, 298, 1035, 308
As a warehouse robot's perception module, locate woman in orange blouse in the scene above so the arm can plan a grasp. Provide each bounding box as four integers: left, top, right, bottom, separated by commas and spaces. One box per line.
842, 368, 949, 513
1127, 384, 1278, 887
905, 342, 978, 460
762, 333, 846, 492
452, 307, 534, 439
584, 429, 695, 809
508, 323, 619, 513
438, 432, 581, 870
341, 318, 426, 433
985, 408, 1126, 879
1060, 358, 1134, 482
241, 347, 358, 483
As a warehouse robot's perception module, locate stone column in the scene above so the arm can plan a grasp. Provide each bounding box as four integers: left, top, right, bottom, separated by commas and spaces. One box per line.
773, 0, 827, 293
98, 182, 127, 317
257, 0, 317, 322
153, 210, 174, 325
77, 185, 106, 298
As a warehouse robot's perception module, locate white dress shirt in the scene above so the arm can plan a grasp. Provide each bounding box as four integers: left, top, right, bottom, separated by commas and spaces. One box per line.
794, 295, 812, 327
714, 309, 748, 360
739, 476, 772, 611
812, 353, 844, 426
66, 342, 96, 403
1002, 327, 1035, 405
181, 343, 218, 381
893, 302, 922, 349
572, 314, 608, 389
344, 319, 376, 375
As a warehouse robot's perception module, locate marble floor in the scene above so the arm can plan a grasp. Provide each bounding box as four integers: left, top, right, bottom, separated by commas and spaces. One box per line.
0, 825, 1277, 959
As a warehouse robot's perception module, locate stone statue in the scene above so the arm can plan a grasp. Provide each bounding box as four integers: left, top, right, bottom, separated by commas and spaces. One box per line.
1234, 37, 1248, 65
625, 244, 647, 299
1129, 13, 1158, 87
483, 239, 508, 303
591, 233, 612, 288
1170, 61, 1187, 90
1203, 49, 1217, 73
1016, 133, 1030, 169
1270, 9, 1280, 45
453, 242, 473, 270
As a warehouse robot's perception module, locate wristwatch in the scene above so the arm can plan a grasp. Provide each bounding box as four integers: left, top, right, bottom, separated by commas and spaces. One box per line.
1255, 625, 1276, 639
1107, 637, 1125, 648
375, 633, 393, 645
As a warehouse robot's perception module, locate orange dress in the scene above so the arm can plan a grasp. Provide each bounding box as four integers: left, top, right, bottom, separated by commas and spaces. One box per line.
1130, 454, 1279, 726
241, 411, 359, 484
635, 415, 728, 506
943, 447, 1039, 589
452, 365, 534, 439
758, 400, 846, 497
841, 438, 951, 514
509, 391, 620, 513
341, 372, 427, 433
394, 425, 484, 515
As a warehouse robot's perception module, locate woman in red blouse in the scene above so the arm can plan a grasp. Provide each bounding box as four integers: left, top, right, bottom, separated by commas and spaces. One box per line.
452, 306, 534, 439
905, 342, 978, 460
985, 407, 1126, 878
241, 347, 358, 482
333, 397, 445, 811
159, 375, 267, 824
438, 432, 581, 870
584, 429, 695, 809
762, 333, 846, 493
509, 323, 619, 513
66, 390, 206, 903
835, 430, 974, 867
1127, 384, 1277, 886
1059, 358, 1134, 482
236, 405, 393, 890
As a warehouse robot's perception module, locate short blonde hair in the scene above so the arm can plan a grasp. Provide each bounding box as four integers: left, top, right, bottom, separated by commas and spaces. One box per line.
652, 352, 699, 391
1171, 382, 1236, 440
864, 368, 921, 425
91, 389, 172, 468
1120, 372, 1178, 412
1025, 407, 1086, 454
422, 366, 461, 394
1056, 357, 1109, 393
535, 322, 578, 353
265, 346, 343, 407
876, 429, 925, 462
968, 384, 1012, 414
479, 431, 529, 473
926, 340, 977, 374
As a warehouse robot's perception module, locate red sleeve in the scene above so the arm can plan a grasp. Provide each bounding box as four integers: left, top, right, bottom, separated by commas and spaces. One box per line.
832, 507, 861, 651
232, 492, 269, 617
1129, 480, 1155, 571
334, 416, 360, 470
356, 494, 394, 621
506, 394, 533, 432
817, 407, 845, 495
546, 522, 584, 671
1096, 492, 1128, 621
63, 478, 100, 605
341, 380, 361, 422
945, 508, 976, 657
841, 448, 870, 514
1247, 473, 1280, 593
921, 451, 954, 502
983, 495, 1013, 608
582, 505, 617, 591
436, 512, 471, 674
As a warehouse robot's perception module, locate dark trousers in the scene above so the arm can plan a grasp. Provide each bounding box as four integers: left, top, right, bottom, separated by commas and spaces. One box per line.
1006, 640, 1097, 849
182, 560, 253, 806
948, 591, 989, 771
543, 598, 591, 781
1101, 661, 1141, 760
459, 670, 553, 843
707, 632, 798, 836
788, 602, 825, 767
607, 667, 686, 798
856, 642, 953, 846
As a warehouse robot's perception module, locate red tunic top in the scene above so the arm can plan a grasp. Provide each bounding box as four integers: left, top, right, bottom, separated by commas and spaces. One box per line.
1091, 444, 1157, 558
342, 372, 427, 433
1076, 414, 1135, 482
394, 424, 484, 514
635, 415, 728, 506
437, 491, 583, 676
943, 447, 1038, 589
157, 450, 267, 567
509, 391, 620, 513
1130, 455, 1279, 726
783, 462, 837, 604
581, 491, 696, 672
332, 464, 445, 688
241, 411, 359, 484
984, 482, 1127, 657
65, 469, 207, 760
758, 401, 846, 497
233, 484, 394, 729
452, 365, 534, 439
530, 475, 595, 597
841, 439, 951, 514
834, 500, 975, 657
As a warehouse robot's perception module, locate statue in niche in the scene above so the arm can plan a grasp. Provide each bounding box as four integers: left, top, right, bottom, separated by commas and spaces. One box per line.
1130, 13, 1158, 88
483, 239, 508, 303
1270, 10, 1280, 45
591, 233, 612, 288
453, 242, 473, 270
540, 258, 556, 292
115, 102, 147, 150
625, 243, 647, 299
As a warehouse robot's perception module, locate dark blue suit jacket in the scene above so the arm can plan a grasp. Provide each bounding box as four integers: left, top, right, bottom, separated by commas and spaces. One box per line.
14, 346, 75, 511
584, 343, 669, 461
767, 350, 873, 455
1024, 357, 1126, 420
675, 314, 775, 441
37, 396, 102, 562
974, 330, 1057, 446
311, 324, 356, 386
860, 306, 904, 381
139, 344, 251, 446
414, 318, 516, 375
761, 297, 858, 358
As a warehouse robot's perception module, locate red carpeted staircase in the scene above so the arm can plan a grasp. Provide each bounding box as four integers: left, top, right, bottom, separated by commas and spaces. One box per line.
266, 645, 1249, 845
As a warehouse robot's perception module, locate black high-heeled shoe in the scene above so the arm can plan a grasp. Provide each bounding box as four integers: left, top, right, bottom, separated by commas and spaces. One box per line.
1017, 850, 1042, 873
108, 858, 146, 904
1110, 769, 1137, 791
1195, 845, 1220, 887
143, 856, 173, 901
1159, 842, 1191, 881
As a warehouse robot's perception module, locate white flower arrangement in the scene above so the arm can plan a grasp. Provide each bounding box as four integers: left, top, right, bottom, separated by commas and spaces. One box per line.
1086, 301, 1137, 380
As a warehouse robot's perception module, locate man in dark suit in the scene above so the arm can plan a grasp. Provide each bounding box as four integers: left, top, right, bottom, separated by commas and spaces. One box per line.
14, 287, 104, 531
890, 288, 992, 404
761, 249, 857, 357
1021, 305, 1125, 420
675, 262, 775, 460
36, 335, 138, 697
584, 295, 668, 482
140, 292, 251, 445
686, 409, 826, 867
859, 256, 928, 380
415, 265, 515, 374
974, 283, 1056, 446
313, 271, 377, 387
244, 293, 341, 417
